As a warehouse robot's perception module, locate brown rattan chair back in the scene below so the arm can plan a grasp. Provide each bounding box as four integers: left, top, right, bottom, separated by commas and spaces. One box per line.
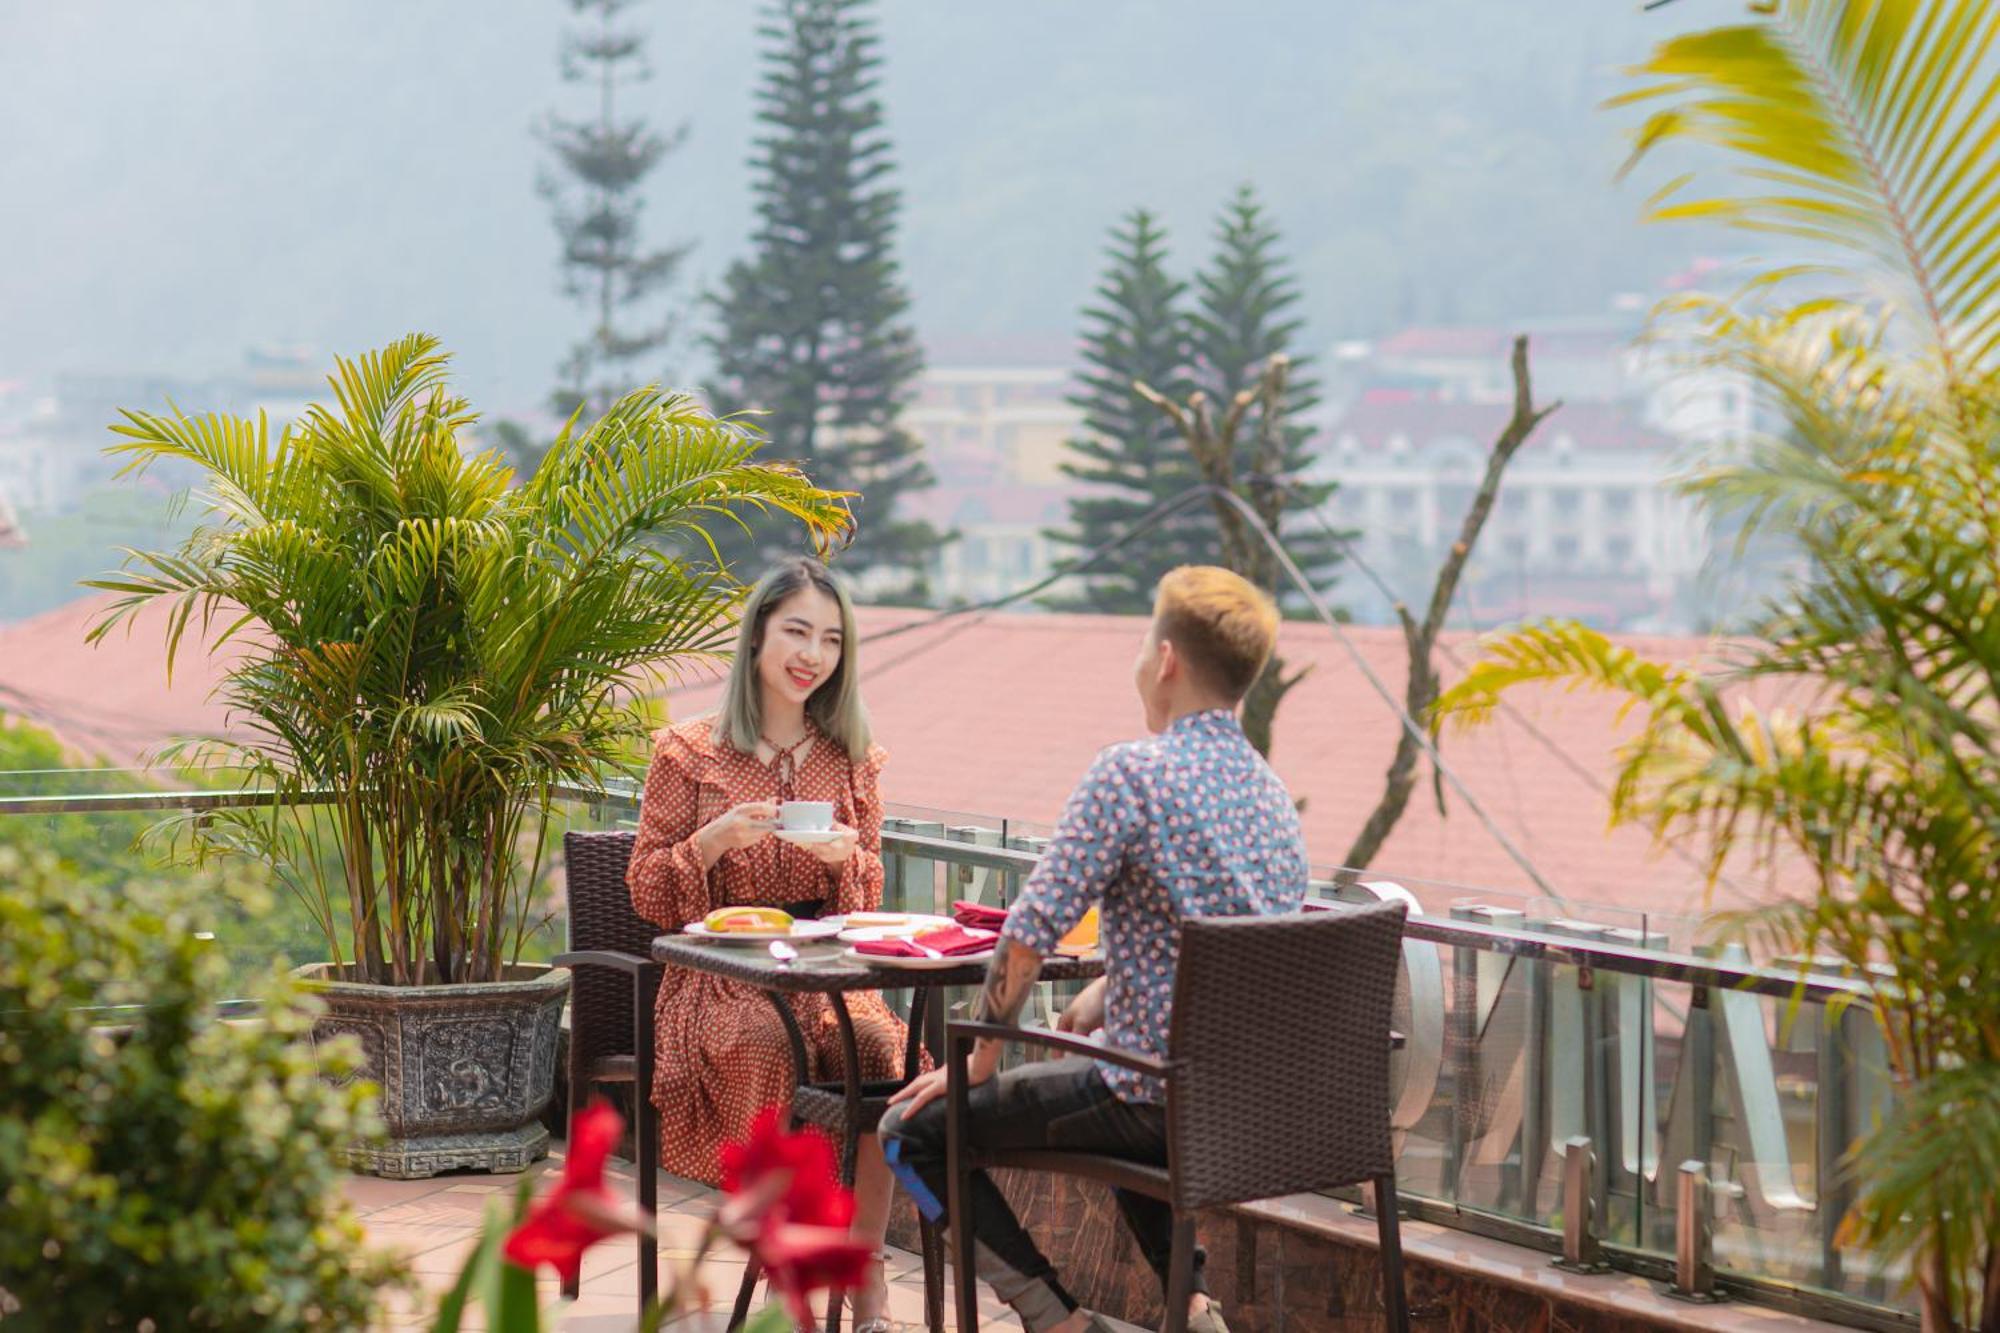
1166, 899, 1409, 1211
562, 830, 657, 1075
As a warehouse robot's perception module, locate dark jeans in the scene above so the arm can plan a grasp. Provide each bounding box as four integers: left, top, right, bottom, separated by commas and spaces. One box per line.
878, 1058, 1206, 1332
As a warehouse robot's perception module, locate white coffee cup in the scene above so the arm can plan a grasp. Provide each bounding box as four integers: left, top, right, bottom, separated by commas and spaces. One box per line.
779, 801, 835, 832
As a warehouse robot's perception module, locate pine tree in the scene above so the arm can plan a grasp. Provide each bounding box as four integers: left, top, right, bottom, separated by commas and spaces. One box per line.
704, 0, 934, 594
541, 0, 691, 421
1047, 210, 1206, 612
1189, 184, 1342, 598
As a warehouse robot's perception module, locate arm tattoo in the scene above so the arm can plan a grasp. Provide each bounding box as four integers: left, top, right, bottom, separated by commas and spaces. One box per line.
971, 936, 1043, 1028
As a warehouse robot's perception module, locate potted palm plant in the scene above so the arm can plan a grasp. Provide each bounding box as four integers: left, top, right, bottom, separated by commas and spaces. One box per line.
90, 334, 850, 1178
1437, 2, 2000, 1326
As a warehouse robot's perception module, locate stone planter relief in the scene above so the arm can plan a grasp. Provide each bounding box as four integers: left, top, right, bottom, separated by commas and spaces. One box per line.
300, 962, 569, 1180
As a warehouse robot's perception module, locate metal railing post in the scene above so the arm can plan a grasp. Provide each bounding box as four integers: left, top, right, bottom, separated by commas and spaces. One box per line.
1551, 1136, 1609, 1274
1667, 1159, 1722, 1301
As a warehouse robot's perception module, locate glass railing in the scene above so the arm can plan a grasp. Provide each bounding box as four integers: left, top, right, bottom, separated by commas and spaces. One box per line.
0, 776, 1913, 1328
873, 810, 1913, 1330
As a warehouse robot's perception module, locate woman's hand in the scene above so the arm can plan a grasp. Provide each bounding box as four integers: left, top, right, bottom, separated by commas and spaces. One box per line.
802, 822, 859, 869
697, 801, 778, 868
1055, 976, 1108, 1036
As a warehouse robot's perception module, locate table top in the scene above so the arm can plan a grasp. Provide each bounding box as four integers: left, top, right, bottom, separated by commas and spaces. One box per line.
652, 933, 1105, 993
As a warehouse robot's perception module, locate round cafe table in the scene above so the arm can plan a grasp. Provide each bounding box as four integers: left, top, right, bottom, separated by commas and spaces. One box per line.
650, 932, 1105, 1333
650, 931, 1104, 1172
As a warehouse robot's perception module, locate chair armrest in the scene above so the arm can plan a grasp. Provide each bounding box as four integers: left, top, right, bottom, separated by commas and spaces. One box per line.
947, 1019, 1174, 1077
553, 949, 661, 976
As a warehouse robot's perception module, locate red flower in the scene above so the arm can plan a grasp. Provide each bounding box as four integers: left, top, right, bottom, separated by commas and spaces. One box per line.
757, 1224, 877, 1324
503, 1099, 653, 1284
720, 1106, 855, 1229
718, 1107, 874, 1324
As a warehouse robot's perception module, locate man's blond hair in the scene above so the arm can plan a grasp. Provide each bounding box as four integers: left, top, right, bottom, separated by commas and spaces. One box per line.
1152, 566, 1280, 701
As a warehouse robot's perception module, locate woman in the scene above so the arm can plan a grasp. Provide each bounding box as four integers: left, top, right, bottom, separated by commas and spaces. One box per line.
628, 556, 914, 1330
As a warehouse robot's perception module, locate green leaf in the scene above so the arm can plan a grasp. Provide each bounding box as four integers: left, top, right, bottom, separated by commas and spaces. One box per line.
431, 1202, 509, 1333
743, 1304, 795, 1333
488, 1257, 543, 1333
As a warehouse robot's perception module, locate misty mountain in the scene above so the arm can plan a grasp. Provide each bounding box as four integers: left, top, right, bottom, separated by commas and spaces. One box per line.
3, 0, 1712, 415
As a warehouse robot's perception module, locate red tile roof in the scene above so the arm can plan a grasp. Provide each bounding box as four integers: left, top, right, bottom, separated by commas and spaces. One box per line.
0, 594, 250, 762
664, 608, 1780, 927
1, 595, 1781, 928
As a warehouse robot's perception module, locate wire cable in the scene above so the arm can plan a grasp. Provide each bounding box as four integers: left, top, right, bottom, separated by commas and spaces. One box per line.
1293, 496, 1764, 904
842, 478, 1567, 901
1207, 488, 1566, 902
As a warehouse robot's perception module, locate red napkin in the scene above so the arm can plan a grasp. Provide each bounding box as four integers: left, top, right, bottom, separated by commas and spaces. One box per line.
854, 925, 998, 958
952, 900, 1008, 930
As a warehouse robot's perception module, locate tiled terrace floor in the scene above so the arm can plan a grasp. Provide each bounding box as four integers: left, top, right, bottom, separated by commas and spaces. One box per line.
347, 1147, 1025, 1333
350, 1153, 1868, 1333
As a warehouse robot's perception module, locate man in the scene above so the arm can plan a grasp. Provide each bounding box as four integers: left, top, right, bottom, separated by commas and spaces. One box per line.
879, 566, 1310, 1333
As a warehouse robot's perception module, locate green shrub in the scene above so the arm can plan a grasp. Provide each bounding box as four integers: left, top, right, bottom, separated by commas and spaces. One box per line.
0, 846, 405, 1330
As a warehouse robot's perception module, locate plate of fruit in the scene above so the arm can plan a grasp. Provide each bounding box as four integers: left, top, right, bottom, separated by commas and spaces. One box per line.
681, 906, 843, 944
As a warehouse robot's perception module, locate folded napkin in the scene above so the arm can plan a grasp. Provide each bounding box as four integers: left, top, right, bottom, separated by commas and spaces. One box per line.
953, 900, 1101, 956
952, 900, 1008, 929
854, 924, 997, 958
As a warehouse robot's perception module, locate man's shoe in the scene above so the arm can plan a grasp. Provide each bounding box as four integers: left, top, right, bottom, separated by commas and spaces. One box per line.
1185, 1303, 1230, 1333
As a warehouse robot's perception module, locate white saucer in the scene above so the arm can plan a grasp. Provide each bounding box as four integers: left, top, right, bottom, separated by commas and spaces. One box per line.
773, 828, 844, 845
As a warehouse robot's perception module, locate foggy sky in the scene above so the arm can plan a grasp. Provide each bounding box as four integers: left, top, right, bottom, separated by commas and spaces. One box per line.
3, 1, 1704, 416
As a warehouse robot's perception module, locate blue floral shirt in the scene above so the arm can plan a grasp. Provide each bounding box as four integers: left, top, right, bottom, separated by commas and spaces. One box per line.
1003, 709, 1309, 1103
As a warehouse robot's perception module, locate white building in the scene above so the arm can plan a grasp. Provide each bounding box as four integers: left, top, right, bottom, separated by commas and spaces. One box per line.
905, 484, 1071, 607
902, 341, 1087, 607
1312, 319, 1759, 630
898, 315, 1765, 624
904, 356, 1079, 489
0, 428, 70, 517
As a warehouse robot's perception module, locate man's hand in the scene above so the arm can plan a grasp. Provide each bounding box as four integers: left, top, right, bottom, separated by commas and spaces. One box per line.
887, 1062, 985, 1119
889, 936, 1045, 1119
1055, 977, 1107, 1035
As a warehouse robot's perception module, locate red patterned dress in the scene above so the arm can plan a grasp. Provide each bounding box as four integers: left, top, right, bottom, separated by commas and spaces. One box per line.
627, 716, 920, 1185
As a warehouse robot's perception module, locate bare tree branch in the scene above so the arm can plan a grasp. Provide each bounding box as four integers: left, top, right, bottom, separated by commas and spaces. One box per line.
1342, 334, 1559, 872
1136, 356, 1307, 756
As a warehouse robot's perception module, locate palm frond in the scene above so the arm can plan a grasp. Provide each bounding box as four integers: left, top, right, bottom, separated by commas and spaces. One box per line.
101, 335, 851, 986
1612, 0, 2000, 379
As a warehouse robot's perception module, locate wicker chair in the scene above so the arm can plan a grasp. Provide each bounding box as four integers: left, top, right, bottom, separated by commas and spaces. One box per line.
945, 899, 1412, 1333
555, 830, 943, 1332
552, 830, 665, 1310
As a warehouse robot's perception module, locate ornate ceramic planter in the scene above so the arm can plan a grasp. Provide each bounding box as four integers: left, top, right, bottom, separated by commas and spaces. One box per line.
296, 962, 569, 1180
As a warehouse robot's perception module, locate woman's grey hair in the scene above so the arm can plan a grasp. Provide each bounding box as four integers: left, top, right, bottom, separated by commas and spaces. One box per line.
712, 557, 872, 761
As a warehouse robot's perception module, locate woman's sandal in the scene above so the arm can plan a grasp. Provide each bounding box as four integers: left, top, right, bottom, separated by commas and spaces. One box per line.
848, 1249, 895, 1333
